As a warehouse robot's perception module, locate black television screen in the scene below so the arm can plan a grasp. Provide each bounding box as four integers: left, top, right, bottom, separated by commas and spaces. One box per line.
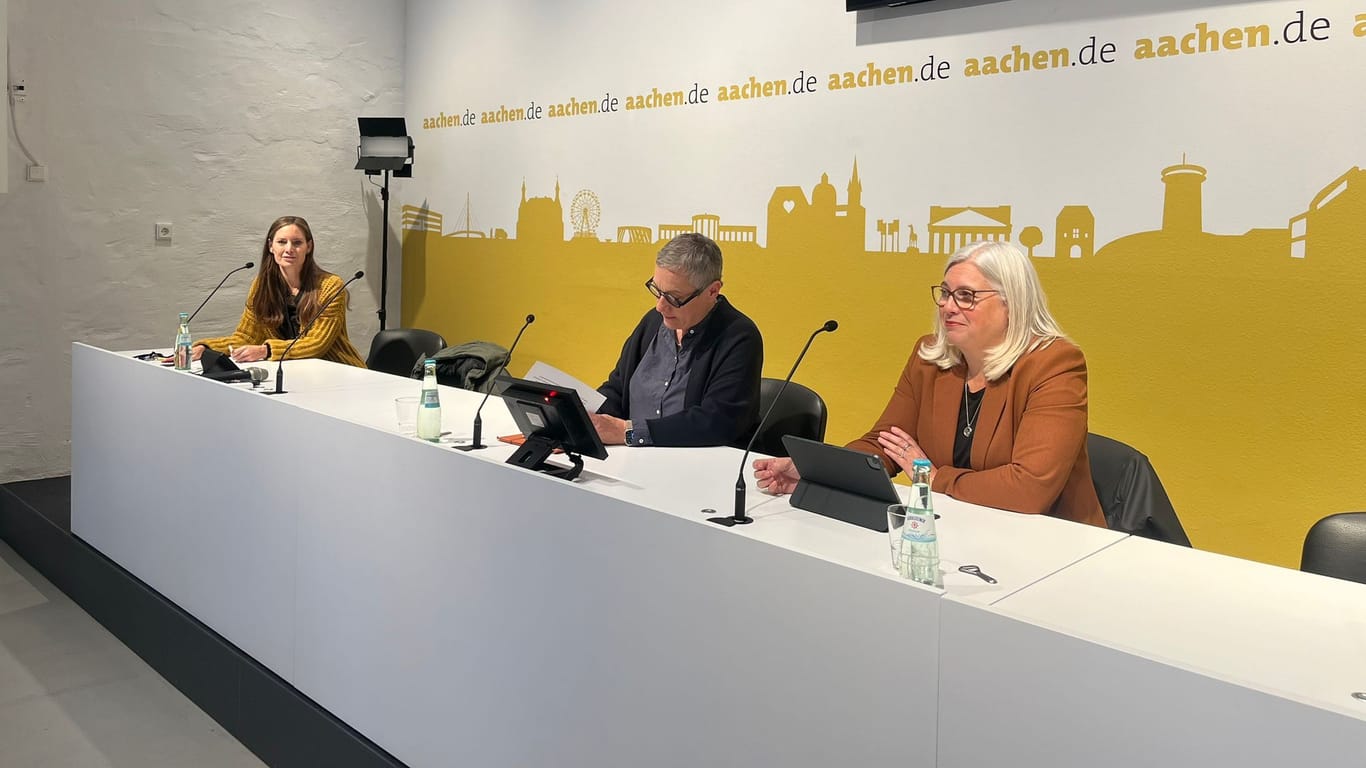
497, 377, 608, 481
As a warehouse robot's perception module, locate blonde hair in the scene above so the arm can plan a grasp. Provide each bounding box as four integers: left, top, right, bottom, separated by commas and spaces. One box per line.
918, 240, 1067, 381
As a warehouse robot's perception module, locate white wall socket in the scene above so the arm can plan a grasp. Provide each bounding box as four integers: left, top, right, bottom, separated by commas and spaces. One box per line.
26, 165, 47, 182
155, 222, 173, 242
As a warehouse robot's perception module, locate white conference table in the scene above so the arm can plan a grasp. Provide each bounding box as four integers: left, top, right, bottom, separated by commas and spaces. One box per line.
70, 344, 1366, 766
73, 344, 955, 767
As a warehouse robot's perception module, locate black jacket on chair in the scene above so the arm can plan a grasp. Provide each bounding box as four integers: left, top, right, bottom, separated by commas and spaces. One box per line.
1087, 433, 1192, 546
597, 296, 763, 448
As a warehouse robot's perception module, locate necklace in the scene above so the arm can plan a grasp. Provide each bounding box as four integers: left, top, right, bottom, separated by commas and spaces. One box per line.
962, 382, 984, 438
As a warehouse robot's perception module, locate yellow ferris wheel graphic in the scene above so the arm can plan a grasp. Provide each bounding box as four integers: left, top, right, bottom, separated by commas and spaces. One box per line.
570, 189, 601, 240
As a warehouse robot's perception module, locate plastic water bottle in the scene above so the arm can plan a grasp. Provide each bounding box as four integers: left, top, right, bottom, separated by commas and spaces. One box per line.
900, 459, 941, 586
416, 358, 442, 442
174, 312, 192, 371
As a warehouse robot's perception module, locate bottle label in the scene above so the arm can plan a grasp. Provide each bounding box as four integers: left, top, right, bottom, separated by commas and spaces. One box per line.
421, 389, 440, 407
903, 511, 937, 543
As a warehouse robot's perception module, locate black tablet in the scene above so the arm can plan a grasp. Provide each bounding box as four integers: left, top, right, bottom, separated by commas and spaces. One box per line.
782, 435, 900, 532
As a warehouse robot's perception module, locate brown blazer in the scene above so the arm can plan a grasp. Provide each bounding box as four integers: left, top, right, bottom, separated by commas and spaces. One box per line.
848, 335, 1106, 527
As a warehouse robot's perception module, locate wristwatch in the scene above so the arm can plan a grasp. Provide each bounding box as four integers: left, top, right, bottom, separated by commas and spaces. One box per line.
624, 426, 635, 446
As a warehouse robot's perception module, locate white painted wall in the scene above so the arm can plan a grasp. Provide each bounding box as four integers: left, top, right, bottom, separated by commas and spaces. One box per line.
0, 0, 405, 482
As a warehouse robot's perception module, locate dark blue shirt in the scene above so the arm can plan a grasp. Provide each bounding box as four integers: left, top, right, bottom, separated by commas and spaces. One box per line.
626, 321, 704, 445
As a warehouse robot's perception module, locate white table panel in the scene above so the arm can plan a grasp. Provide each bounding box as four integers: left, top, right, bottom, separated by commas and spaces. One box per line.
938, 536, 1366, 766
73, 343, 301, 675
294, 421, 941, 768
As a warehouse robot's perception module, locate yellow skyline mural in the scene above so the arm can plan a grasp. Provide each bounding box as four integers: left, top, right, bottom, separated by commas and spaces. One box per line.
401, 153, 1366, 569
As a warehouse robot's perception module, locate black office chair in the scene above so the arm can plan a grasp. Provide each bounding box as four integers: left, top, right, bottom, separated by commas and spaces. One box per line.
752, 378, 828, 457
1086, 433, 1191, 546
1301, 512, 1366, 584
366, 328, 447, 378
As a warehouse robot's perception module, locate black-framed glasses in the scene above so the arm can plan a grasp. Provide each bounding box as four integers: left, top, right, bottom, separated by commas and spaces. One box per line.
931, 285, 999, 310
646, 278, 706, 308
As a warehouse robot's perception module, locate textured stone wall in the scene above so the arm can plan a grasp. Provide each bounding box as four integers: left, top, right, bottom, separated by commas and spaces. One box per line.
0, 0, 405, 482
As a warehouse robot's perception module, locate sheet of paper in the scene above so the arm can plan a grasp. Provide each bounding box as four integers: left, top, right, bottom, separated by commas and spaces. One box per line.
524, 361, 606, 413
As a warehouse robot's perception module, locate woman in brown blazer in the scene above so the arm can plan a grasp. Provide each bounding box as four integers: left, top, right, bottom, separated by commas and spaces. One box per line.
754, 240, 1105, 527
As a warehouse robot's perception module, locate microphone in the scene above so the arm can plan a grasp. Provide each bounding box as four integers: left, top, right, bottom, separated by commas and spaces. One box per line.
708, 320, 838, 527
187, 262, 254, 324
247, 367, 269, 389
454, 314, 535, 451
263, 270, 364, 395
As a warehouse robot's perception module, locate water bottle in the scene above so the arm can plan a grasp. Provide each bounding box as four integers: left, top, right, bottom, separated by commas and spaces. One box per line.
900, 459, 941, 586
416, 358, 442, 442
174, 312, 192, 371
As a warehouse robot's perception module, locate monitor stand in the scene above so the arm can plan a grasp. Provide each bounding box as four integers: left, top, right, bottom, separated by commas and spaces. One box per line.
506, 435, 586, 481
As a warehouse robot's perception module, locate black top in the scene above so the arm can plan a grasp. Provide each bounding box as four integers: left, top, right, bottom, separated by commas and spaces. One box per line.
279, 294, 301, 340
953, 385, 985, 469
597, 296, 764, 448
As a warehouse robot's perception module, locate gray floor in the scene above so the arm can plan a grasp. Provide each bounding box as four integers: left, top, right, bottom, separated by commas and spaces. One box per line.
0, 540, 265, 768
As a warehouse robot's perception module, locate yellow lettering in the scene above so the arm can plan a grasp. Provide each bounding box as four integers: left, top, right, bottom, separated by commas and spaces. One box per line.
982, 56, 999, 75
841, 72, 856, 89
1156, 35, 1179, 57
1245, 25, 1270, 47
1009, 45, 1028, 72
1032, 49, 1048, 69
1196, 22, 1218, 52
1134, 38, 1155, 60
964, 58, 981, 76
1223, 27, 1243, 50
1356, 14, 1366, 37
1181, 32, 1197, 54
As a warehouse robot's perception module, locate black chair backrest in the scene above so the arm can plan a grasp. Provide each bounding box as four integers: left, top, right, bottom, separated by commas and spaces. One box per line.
1301, 512, 1366, 584
1086, 433, 1191, 547
752, 378, 827, 458
366, 328, 447, 378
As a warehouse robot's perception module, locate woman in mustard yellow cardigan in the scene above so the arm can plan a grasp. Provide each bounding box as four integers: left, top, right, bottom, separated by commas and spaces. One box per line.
193, 216, 366, 368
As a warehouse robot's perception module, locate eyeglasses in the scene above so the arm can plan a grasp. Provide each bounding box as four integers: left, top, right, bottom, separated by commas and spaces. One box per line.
646, 278, 706, 308
931, 285, 1000, 310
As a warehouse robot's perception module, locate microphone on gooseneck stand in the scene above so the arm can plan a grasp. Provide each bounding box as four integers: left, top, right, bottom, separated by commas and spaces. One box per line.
708, 320, 838, 528
187, 262, 254, 324
263, 270, 364, 396
454, 314, 535, 451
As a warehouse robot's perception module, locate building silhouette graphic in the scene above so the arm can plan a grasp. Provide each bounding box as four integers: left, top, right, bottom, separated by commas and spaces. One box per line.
767, 160, 866, 256
1288, 166, 1365, 260
517, 178, 565, 245
926, 205, 1012, 256
1161, 157, 1206, 235
1055, 206, 1095, 259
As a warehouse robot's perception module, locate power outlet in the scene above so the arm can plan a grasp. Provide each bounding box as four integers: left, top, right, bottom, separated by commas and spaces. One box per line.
26, 165, 48, 182
155, 222, 173, 242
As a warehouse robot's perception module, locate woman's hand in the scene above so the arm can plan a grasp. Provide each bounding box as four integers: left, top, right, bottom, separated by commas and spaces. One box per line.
589, 413, 629, 445
230, 344, 270, 364
191, 344, 207, 362
877, 426, 933, 478
753, 457, 800, 495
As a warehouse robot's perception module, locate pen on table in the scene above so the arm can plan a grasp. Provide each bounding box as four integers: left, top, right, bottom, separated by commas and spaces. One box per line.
229, 345, 235, 358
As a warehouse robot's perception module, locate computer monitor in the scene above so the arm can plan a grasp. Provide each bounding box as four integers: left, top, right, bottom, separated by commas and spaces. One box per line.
497, 377, 608, 481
